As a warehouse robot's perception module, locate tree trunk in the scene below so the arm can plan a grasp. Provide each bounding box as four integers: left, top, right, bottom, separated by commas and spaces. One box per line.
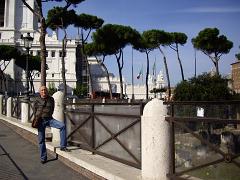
85, 55, 93, 97
214, 56, 219, 76
176, 44, 185, 81
116, 52, 123, 99
61, 37, 67, 96
159, 47, 171, 100
40, 18, 47, 86
146, 52, 149, 99
81, 31, 93, 98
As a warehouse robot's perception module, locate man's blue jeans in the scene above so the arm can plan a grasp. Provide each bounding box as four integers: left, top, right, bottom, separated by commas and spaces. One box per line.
38, 118, 67, 161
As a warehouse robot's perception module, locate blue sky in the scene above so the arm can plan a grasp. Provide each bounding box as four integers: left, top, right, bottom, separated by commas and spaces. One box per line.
45, 0, 240, 86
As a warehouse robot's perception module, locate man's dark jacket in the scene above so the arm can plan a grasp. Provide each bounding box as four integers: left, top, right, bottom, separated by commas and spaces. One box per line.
34, 96, 55, 119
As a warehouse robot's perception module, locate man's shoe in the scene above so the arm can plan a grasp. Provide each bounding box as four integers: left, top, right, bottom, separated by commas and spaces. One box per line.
41, 159, 47, 164
60, 147, 70, 152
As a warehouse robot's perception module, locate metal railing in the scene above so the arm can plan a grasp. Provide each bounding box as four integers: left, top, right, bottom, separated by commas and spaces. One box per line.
65, 101, 145, 169
11, 97, 21, 119
165, 101, 240, 180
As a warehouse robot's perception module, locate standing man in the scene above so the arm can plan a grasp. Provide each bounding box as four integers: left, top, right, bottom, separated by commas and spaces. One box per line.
34, 86, 69, 164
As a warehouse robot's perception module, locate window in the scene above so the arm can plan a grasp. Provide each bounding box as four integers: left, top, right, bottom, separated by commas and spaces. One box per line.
46, 51, 48, 57
37, 50, 41, 56
51, 51, 55, 57
0, 1, 5, 27
59, 50, 66, 57
52, 74, 54, 77
30, 50, 33, 55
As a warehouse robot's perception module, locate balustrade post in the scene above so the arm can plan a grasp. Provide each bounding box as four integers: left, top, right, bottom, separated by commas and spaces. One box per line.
141, 98, 171, 180
7, 97, 13, 117
21, 100, 29, 123
52, 91, 64, 143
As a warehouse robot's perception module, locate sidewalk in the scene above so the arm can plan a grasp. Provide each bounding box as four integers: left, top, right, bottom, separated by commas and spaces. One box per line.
0, 116, 141, 180
0, 120, 89, 180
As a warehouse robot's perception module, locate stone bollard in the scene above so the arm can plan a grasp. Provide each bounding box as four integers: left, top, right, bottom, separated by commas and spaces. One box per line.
102, 97, 105, 103
72, 98, 76, 109
7, 97, 13, 117
0, 94, 3, 115
52, 91, 64, 143
21, 99, 29, 123
141, 98, 171, 180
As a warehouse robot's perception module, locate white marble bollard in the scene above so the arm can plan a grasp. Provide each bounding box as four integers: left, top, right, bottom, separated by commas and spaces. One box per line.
141, 98, 171, 180
0, 95, 3, 115
21, 101, 29, 123
7, 97, 13, 117
72, 98, 76, 109
52, 91, 64, 143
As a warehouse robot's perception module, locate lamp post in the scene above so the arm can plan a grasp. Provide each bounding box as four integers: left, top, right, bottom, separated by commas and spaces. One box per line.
23, 32, 33, 99
131, 47, 135, 100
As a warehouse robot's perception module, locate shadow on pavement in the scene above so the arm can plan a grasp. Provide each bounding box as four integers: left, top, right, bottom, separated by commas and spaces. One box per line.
0, 144, 28, 180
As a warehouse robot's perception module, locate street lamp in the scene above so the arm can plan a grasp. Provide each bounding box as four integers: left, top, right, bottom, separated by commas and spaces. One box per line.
23, 32, 33, 98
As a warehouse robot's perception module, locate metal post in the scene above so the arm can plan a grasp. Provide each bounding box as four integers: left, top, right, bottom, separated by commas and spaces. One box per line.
26, 48, 29, 98
131, 47, 135, 100
91, 104, 95, 153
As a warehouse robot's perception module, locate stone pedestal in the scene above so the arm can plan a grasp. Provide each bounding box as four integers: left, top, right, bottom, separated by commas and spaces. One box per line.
141, 98, 171, 180
52, 91, 64, 143
21, 101, 29, 123
7, 97, 13, 117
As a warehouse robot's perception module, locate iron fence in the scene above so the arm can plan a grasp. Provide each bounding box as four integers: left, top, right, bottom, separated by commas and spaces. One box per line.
11, 97, 21, 119
65, 101, 145, 169
165, 101, 240, 180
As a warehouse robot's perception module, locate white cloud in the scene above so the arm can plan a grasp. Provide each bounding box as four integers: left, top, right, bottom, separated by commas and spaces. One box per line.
177, 7, 240, 13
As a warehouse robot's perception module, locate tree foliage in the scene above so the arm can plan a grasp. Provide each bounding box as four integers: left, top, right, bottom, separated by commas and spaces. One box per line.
133, 30, 157, 99
21, 0, 85, 85
0, 45, 20, 62
0, 45, 21, 91
48, 82, 58, 96
173, 73, 232, 101
134, 29, 172, 100
15, 55, 42, 72
170, 32, 188, 81
85, 42, 114, 98
74, 13, 104, 35
47, 7, 77, 96
92, 24, 140, 99
46, 7, 76, 30
73, 83, 88, 98
192, 28, 233, 75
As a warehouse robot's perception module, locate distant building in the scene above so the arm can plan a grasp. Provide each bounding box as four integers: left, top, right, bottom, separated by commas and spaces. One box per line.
231, 60, 240, 94
88, 58, 166, 99
126, 71, 166, 99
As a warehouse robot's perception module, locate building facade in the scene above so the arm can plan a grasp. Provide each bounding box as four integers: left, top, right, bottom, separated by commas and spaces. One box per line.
231, 61, 240, 94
